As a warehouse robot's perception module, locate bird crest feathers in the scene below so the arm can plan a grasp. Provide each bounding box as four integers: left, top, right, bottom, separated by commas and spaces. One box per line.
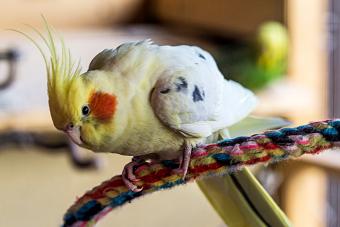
12, 18, 82, 128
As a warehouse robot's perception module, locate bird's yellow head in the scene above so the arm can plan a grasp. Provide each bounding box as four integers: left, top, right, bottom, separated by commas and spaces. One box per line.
20, 21, 127, 151
52, 74, 120, 150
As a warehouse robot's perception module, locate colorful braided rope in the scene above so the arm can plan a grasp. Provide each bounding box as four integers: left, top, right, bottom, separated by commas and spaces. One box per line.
62, 119, 340, 227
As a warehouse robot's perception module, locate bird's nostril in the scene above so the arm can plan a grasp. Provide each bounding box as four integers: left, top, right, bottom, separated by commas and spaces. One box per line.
66, 122, 74, 131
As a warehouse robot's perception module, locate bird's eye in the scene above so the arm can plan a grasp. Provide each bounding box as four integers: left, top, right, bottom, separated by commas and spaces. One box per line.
81, 105, 90, 116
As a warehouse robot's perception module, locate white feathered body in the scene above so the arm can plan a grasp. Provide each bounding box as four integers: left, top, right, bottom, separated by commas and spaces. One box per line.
86, 41, 257, 159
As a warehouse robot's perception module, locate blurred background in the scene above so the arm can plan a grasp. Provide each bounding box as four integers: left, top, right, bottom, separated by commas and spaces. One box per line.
0, 0, 337, 226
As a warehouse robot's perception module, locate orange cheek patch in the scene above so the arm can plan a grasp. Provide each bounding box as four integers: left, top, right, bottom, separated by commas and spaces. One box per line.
89, 92, 117, 121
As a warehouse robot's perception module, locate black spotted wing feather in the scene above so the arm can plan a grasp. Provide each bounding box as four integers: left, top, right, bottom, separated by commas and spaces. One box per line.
150, 46, 225, 137
150, 45, 257, 138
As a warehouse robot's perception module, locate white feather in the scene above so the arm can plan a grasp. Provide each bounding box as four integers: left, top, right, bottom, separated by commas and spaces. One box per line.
151, 44, 258, 138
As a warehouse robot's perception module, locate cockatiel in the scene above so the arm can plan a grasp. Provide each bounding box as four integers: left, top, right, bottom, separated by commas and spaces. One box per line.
19, 23, 291, 226
25, 27, 258, 191
216, 21, 288, 91
60, 41, 256, 191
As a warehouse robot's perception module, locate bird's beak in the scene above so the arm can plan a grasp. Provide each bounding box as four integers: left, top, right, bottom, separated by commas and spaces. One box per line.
64, 124, 83, 145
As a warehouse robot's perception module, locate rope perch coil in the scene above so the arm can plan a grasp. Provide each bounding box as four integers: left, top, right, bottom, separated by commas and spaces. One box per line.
63, 119, 340, 227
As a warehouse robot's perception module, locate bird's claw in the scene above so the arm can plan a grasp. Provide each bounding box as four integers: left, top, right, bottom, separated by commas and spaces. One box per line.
173, 163, 189, 180
122, 161, 143, 192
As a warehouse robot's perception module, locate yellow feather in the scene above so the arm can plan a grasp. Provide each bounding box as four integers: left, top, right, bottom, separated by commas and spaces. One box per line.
14, 18, 82, 130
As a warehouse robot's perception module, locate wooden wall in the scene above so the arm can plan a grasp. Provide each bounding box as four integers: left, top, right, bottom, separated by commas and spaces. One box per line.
0, 0, 143, 29
151, 0, 284, 38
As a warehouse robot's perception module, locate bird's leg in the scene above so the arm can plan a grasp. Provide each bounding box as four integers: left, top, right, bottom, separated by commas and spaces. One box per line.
174, 140, 192, 179
122, 154, 159, 192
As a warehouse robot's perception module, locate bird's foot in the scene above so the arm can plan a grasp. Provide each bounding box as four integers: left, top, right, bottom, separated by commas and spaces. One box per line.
122, 154, 159, 192
122, 161, 143, 192
173, 141, 192, 180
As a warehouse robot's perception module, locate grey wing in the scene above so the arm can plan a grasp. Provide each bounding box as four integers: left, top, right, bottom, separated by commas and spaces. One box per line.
150, 47, 225, 138
150, 45, 257, 138
150, 73, 221, 138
